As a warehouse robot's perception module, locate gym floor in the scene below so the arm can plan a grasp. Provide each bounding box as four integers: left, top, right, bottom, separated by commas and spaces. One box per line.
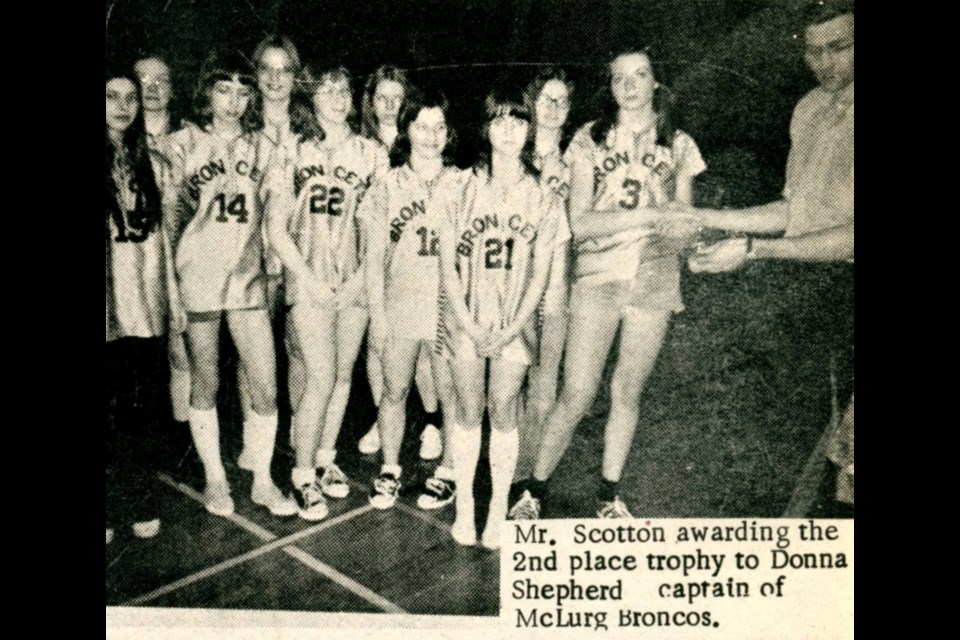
105, 264, 851, 614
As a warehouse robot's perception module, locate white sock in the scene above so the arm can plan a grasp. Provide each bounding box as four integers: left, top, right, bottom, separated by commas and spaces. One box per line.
169, 367, 191, 423
485, 428, 519, 544
435, 465, 455, 481
188, 407, 226, 484
315, 448, 336, 469
292, 467, 316, 488
248, 411, 279, 487
381, 464, 402, 479
451, 423, 482, 538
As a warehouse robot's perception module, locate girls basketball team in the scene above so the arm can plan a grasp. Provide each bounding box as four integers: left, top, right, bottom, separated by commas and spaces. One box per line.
105, 36, 704, 548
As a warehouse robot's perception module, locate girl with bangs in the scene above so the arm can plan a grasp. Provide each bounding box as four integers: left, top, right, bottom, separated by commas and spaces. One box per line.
515, 67, 575, 491
509, 47, 705, 520
106, 67, 176, 543
357, 65, 445, 466
439, 86, 567, 548
363, 87, 462, 511
266, 64, 389, 521
166, 50, 295, 519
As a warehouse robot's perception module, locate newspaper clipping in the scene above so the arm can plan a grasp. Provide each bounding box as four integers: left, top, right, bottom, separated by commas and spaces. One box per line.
105, 0, 854, 638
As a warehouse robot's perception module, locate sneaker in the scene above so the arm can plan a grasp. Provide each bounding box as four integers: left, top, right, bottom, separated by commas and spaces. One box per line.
508, 490, 541, 520
106, 528, 115, 545
293, 481, 329, 521
252, 482, 298, 517
319, 465, 351, 499
132, 519, 161, 538
419, 424, 443, 460
204, 482, 235, 517
417, 476, 456, 510
597, 496, 633, 518
358, 423, 381, 455
368, 472, 401, 509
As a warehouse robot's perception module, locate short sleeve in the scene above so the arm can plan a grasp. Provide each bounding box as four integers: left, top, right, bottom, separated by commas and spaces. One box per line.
356, 176, 387, 226
565, 123, 596, 168
673, 131, 707, 178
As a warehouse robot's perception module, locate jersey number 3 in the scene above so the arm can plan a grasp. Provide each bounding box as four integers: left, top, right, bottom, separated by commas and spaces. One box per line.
214, 193, 249, 223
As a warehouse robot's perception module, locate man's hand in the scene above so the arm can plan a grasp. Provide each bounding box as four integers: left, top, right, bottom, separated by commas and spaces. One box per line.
688, 237, 750, 273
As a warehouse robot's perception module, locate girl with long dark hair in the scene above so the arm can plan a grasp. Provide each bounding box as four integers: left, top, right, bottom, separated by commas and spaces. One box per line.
509, 48, 705, 519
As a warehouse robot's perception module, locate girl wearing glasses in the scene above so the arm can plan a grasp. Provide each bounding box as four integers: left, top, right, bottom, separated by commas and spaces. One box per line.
267, 65, 388, 520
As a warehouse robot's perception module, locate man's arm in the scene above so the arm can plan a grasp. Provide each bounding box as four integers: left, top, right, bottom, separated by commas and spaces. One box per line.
752, 222, 854, 262
698, 201, 791, 235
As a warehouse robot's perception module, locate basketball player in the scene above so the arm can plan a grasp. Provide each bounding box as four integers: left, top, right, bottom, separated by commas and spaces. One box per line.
363, 87, 462, 510
516, 68, 574, 486
510, 48, 705, 519
359, 66, 444, 462
266, 64, 388, 520
166, 50, 295, 518
106, 68, 175, 542
440, 87, 567, 548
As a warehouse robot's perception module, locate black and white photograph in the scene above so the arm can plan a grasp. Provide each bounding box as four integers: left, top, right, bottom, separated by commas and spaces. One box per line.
105, 0, 854, 626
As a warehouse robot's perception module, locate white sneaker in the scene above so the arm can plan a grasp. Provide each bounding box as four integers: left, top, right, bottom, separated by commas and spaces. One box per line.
419, 424, 442, 460
417, 475, 456, 510
293, 481, 329, 521
132, 519, 161, 539
319, 465, 351, 499
597, 496, 633, 518
508, 490, 541, 520
204, 482, 235, 517
106, 528, 115, 545
252, 483, 298, 517
368, 472, 401, 510
358, 423, 381, 455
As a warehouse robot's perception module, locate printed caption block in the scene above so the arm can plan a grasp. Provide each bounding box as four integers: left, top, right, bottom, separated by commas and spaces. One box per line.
501, 519, 853, 639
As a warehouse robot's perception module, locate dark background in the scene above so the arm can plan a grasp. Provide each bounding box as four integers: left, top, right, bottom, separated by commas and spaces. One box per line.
105, 0, 820, 207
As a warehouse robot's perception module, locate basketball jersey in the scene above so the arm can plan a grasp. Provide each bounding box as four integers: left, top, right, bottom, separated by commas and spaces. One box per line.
566, 122, 706, 285
443, 170, 568, 333
260, 120, 299, 277
105, 150, 173, 341
166, 123, 275, 313
269, 134, 388, 305
535, 148, 573, 311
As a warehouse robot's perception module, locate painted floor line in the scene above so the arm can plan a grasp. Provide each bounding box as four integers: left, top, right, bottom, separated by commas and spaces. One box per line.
145, 473, 404, 613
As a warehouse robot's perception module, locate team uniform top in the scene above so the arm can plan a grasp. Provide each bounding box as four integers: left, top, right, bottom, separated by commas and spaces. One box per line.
106, 151, 175, 342
566, 122, 706, 290
166, 123, 276, 313
534, 148, 573, 313
260, 120, 299, 277
360, 164, 467, 339
442, 170, 568, 339
266, 133, 388, 306
783, 83, 854, 239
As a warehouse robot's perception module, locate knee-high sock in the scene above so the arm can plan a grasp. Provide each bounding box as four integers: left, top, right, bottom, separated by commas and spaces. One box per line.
451, 422, 482, 538
248, 411, 279, 487
189, 407, 225, 484
485, 428, 519, 543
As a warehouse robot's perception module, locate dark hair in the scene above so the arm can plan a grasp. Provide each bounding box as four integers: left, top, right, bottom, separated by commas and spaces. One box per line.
290, 64, 358, 142
589, 48, 676, 149
133, 52, 183, 130
474, 84, 539, 178
389, 86, 457, 168
361, 65, 411, 142
524, 66, 575, 152
802, 0, 854, 28
105, 71, 163, 236
191, 49, 261, 133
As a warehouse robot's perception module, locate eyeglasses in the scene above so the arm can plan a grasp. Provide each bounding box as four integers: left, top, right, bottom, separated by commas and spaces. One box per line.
317, 87, 351, 100
804, 39, 854, 58
538, 95, 570, 109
